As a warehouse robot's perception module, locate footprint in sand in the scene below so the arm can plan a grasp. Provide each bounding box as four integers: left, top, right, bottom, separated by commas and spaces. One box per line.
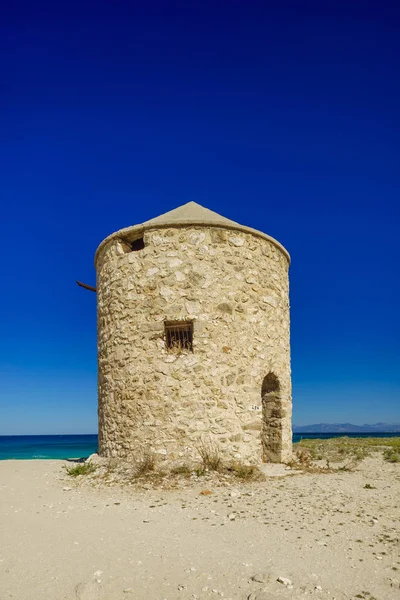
75, 573, 104, 600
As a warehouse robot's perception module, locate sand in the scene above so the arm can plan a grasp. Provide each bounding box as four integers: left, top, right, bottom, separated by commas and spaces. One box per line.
0, 456, 399, 600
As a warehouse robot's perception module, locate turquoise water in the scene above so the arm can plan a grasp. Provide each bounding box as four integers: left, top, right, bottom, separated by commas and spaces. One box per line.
0, 432, 398, 460
0, 435, 98, 460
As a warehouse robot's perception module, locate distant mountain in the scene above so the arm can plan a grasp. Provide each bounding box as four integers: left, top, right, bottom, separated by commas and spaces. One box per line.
292, 423, 400, 433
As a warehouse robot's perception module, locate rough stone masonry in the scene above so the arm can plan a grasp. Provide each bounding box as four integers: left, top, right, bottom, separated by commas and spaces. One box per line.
95, 202, 292, 464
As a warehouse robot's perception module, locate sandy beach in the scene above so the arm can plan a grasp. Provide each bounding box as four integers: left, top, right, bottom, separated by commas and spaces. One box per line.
0, 453, 399, 600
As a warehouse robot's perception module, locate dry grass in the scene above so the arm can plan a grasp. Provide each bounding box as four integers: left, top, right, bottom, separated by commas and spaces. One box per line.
197, 439, 222, 472
226, 463, 264, 481
90, 450, 264, 487
170, 463, 193, 477
171, 459, 264, 482
134, 450, 157, 477
73, 438, 400, 488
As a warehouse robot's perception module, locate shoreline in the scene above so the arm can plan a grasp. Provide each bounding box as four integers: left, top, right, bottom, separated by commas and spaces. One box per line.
1, 432, 399, 461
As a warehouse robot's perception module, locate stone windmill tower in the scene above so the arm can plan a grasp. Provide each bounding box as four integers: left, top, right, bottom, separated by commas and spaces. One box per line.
93, 202, 292, 464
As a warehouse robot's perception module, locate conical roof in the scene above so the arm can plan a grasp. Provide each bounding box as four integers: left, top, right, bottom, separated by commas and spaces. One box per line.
142, 201, 242, 229
95, 201, 289, 264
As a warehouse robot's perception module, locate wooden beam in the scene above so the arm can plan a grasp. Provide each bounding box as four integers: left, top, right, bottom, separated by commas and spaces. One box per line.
76, 281, 97, 292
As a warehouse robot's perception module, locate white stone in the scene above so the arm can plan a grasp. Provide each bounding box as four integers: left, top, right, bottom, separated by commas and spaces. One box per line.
169, 258, 183, 268
164, 355, 177, 363
185, 300, 200, 315
263, 296, 278, 307
228, 235, 244, 247
160, 285, 174, 299
277, 576, 292, 586
151, 234, 170, 245
188, 231, 206, 245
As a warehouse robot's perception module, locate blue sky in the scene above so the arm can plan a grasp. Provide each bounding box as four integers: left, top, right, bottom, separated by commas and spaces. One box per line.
1, 1, 399, 434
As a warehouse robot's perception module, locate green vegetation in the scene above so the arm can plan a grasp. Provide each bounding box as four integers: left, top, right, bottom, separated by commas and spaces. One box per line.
294, 436, 400, 467
383, 447, 400, 462
65, 462, 97, 477
71, 437, 399, 487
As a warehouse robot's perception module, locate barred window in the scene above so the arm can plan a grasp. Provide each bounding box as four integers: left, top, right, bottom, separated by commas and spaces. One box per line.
164, 320, 193, 352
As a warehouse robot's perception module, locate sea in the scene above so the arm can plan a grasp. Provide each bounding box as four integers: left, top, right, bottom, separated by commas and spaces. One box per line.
0, 432, 398, 460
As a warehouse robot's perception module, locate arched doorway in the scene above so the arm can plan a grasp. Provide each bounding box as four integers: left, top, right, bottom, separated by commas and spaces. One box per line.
261, 373, 283, 462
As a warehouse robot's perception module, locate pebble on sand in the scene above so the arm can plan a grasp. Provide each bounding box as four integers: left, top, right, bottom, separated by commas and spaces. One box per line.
251, 573, 270, 584
277, 576, 292, 586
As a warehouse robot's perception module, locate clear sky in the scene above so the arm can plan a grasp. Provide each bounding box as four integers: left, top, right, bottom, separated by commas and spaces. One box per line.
1, 1, 399, 434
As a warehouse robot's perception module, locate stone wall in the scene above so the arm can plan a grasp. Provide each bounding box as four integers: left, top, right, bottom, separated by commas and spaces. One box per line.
96, 225, 292, 464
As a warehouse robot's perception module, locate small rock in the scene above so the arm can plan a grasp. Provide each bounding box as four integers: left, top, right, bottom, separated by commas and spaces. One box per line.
251, 573, 269, 584
277, 576, 292, 586
315, 585, 323, 591
123, 589, 135, 595
143, 519, 150, 523
63, 487, 72, 491
228, 512, 236, 521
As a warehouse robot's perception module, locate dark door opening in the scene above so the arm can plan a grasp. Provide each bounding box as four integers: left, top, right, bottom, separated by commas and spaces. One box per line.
261, 372, 283, 462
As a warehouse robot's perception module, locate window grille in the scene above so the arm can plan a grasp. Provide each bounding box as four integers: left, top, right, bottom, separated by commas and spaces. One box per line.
164, 320, 193, 352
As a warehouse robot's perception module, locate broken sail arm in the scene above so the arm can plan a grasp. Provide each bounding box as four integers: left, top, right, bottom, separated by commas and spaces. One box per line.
76, 281, 97, 292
